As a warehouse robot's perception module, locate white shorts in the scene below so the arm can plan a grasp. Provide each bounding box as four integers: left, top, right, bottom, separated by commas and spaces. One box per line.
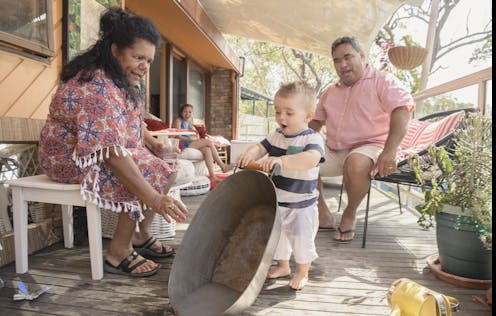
320, 145, 383, 177
272, 203, 319, 264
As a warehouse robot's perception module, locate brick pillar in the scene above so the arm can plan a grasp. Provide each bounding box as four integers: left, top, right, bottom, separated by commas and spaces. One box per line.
207, 68, 238, 141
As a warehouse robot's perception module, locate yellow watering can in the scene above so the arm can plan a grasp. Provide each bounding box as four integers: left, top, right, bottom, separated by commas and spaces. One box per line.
387, 278, 460, 316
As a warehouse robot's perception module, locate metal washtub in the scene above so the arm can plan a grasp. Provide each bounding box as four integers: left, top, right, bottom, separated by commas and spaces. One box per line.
168, 168, 280, 315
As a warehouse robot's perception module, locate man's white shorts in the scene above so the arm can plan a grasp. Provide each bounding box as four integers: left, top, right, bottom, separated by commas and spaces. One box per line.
320, 145, 383, 177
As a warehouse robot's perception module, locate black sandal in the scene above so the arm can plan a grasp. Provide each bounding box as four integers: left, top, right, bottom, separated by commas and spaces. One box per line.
133, 236, 175, 259
104, 250, 161, 277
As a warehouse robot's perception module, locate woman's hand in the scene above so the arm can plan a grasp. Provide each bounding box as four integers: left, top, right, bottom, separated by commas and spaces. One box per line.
151, 194, 188, 223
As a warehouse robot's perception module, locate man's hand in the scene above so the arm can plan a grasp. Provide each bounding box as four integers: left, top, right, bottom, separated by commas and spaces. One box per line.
371, 106, 411, 178
371, 149, 396, 178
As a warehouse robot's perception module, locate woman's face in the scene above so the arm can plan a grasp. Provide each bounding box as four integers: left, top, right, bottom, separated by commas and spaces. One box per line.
112, 38, 156, 86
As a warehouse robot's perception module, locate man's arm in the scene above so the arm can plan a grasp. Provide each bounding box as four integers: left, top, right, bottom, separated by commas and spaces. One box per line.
309, 119, 324, 132
371, 106, 411, 178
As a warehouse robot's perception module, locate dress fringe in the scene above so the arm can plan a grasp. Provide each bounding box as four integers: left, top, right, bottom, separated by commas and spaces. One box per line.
73, 146, 131, 168
74, 146, 144, 228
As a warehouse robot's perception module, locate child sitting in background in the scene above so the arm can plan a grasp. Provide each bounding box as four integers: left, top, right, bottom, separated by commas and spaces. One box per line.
236, 81, 325, 290
173, 103, 232, 182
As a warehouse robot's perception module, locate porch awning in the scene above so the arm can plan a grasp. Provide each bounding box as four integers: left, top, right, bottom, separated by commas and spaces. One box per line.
198, 0, 422, 56
126, 0, 243, 73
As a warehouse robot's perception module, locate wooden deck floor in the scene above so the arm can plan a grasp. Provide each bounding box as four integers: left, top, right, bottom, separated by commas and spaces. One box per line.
0, 182, 491, 315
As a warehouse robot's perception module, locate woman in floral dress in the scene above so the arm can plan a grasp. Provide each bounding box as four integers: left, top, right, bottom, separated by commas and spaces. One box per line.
39, 8, 187, 277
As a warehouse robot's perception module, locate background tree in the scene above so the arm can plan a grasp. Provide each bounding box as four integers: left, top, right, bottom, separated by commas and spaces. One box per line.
374, 0, 492, 93
226, 36, 336, 100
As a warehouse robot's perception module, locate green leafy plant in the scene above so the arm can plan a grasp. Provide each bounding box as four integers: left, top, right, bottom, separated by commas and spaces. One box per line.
410, 112, 492, 249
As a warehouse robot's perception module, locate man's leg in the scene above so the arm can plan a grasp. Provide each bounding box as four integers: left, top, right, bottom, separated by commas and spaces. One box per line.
334, 150, 377, 242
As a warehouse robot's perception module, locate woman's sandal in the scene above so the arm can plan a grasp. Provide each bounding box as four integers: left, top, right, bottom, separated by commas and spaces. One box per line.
104, 250, 161, 277
133, 236, 175, 259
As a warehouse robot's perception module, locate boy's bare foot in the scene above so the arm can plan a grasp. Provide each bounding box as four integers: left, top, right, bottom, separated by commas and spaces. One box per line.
289, 274, 308, 290
289, 262, 310, 290
267, 266, 291, 279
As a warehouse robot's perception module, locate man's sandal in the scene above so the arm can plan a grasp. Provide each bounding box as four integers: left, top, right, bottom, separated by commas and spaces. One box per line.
104, 250, 161, 277
133, 236, 175, 259
333, 227, 355, 243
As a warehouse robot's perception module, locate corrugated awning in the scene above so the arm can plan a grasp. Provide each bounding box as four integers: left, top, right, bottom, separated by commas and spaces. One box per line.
199, 0, 421, 56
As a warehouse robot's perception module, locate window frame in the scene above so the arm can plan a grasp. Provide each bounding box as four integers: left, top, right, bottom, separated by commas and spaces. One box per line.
0, 0, 54, 58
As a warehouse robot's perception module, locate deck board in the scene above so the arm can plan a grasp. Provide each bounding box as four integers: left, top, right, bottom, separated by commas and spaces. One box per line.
0, 182, 491, 315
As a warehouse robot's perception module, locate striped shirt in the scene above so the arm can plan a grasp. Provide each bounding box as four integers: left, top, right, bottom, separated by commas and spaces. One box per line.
261, 128, 325, 209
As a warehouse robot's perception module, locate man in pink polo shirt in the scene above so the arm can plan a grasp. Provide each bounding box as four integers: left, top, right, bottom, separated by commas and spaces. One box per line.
309, 36, 415, 243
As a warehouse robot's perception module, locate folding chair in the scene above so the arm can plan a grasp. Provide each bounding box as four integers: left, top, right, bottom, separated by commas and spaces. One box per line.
337, 108, 476, 248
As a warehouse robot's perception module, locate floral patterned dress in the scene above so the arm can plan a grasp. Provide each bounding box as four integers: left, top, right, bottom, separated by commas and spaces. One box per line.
39, 70, 174, 222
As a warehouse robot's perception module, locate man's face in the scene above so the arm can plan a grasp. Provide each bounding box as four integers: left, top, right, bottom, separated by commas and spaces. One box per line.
332, 43, 365, 86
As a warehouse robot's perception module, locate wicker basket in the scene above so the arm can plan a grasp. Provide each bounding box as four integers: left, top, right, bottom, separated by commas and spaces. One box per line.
101, 186, 182, 239
388, 46, 428, 69
29, 202, 49, 223
180, 175, 210, 196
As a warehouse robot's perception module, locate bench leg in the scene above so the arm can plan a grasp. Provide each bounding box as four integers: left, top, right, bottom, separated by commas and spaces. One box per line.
86, 203, 103, 280
61, 205, 74, 248
12, 187, 29, 274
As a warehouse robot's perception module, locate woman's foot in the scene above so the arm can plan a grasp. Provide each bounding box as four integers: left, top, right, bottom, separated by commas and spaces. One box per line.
267, 265, 291, 279
105, 250, 160, 276
132, 236, 174, 258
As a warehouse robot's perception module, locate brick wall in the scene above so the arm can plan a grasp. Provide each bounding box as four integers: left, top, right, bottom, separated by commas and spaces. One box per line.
207, 68, 238, 140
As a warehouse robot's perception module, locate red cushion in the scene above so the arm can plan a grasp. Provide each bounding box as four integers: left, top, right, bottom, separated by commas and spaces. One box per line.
209, 173, 230, 190
194, 125, 207, 139
144, 119, 168, 131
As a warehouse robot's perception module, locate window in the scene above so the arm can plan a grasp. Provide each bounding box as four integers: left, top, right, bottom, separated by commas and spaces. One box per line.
0, 0, 54, 57
188, 64, 206, 120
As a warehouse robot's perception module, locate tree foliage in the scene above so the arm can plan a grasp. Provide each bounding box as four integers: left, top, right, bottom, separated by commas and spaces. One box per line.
469, 35, 492, 64
375, 0, 492, 93
226, 36, 336, 99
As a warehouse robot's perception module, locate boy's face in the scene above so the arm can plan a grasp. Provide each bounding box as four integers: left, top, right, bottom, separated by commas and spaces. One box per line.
274, 95, 313, 136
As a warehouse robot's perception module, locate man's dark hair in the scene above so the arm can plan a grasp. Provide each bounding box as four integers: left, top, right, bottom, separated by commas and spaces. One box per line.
331, 36, 362, 54
61, 7, 161, 99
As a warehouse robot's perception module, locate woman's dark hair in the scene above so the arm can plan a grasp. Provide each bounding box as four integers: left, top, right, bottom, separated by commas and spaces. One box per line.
61, 7, 161, 98
178, 104, 194, 119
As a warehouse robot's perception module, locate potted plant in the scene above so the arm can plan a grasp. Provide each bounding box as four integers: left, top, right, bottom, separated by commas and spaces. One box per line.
410, 112, 492, 280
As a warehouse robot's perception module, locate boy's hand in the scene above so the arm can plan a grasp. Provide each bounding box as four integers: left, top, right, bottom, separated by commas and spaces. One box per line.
236, 152, 255, 168
261, 157, 283, 173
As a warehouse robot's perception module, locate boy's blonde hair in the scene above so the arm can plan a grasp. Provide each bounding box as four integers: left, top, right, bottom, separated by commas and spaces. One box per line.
275, 81, 317, 111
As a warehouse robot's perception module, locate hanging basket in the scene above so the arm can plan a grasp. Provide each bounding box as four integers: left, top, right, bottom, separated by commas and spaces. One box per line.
388, 46, 428, 69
